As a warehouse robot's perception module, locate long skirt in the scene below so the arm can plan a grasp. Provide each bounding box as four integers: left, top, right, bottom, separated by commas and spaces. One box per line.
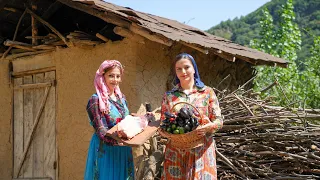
162, 136, 217, 180
84, 134, 134, 180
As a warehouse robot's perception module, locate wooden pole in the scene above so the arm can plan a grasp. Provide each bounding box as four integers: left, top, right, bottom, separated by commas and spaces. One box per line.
4, 40, 36, 52
3, 7, 22, 13
113, 26, 134, 38
31, 2, 39, 45
260, 81, 278, 93
216, 149, 247, 179
95, 33, 109, 42
26, 8, 72, 47
233, 93, 255, 116
4, 40, 33, 47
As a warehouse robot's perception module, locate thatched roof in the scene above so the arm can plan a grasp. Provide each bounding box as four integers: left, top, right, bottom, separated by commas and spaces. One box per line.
0, 0, 288, 67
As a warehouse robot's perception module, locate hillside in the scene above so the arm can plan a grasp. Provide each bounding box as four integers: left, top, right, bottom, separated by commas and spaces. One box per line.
207, 0, 320, 62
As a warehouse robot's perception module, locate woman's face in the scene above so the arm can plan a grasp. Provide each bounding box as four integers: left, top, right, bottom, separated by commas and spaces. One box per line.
175, 58, 195, 83
103, 67, 122, 91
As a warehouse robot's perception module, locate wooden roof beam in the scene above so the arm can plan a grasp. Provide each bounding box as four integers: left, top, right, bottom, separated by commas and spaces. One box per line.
129, 23, 172, 46
113, 26, 134, 38
114, 25, 171, 46
234, 55, 256, 65
95, 33, 109, 42
215, 49, 237, 63
20, 1, 63, 37
31, 1, 39, 45
3, 6, 23, 13
180, 41, 209, 54
4, 40, 36, 51
25, 8, 72, 47
113, 26, 145, 44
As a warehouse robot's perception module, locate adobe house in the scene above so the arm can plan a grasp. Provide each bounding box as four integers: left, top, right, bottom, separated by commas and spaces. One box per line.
0, 0, 287, 179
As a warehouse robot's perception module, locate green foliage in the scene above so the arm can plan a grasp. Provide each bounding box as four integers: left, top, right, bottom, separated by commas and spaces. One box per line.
250, 0, 301, 106
277, 0, 302, 60
207, 0, 320, 108
249, 0, 319, 108
206, 0, 320, 66
250, 8, 276, 55
299, 36, 320, 108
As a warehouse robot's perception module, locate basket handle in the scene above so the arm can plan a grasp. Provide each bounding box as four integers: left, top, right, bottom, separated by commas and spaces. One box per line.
170, 101, 203, 119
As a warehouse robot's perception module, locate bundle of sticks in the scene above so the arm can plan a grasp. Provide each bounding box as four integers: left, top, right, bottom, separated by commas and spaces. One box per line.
5, 33, 62, 53
1, 30, 107, 60
215, 88, 320, 179
66, 31, 104, 46
1, 8, 108, 59
138, 81, 320, 180
4, 30, 103, 51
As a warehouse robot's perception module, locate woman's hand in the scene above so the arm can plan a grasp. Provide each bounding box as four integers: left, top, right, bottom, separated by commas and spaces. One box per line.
117, 129, 126, 138
196, 116, 214, 136
113, 130, 125, 146
196, 122, 214, 136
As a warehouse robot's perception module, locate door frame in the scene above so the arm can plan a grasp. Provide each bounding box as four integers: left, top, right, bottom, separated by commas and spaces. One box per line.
12, 71, 58, 180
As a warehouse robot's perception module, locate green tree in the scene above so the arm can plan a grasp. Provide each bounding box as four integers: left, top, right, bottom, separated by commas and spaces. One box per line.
298, 36, 320, 108
251, 0, 320, 108
250, 0, 303, 107
277, 0, 302, 61
250, 8, 277, 55
207, 0, 320, 72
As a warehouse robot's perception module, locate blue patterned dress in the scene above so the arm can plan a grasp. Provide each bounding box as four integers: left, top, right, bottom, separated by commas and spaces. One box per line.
84, 93, 134, 180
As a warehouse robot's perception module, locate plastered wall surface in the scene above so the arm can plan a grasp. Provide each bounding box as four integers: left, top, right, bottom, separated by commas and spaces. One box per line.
0, 37, 253, 179
0, 60, 13, 179
55, 39, 171, 179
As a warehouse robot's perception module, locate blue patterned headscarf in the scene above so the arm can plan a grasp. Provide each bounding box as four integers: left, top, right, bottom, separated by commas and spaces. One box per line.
174, 53, 204, 88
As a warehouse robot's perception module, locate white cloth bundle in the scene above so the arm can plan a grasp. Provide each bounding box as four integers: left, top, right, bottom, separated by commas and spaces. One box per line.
117, 114, 152, 139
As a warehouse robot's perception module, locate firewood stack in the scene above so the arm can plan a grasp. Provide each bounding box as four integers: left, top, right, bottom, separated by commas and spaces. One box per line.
215, 90, 320, 179
137, 87, 320, 179
66, 31, 103, 46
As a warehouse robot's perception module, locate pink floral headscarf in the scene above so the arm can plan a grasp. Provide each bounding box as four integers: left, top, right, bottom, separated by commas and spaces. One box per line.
94, 60, 124, 113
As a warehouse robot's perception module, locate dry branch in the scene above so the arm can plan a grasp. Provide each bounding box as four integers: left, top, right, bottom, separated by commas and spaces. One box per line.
213, 86, 320, 179
149, 81, 320, 179
26, 8, 72, 47
1, 9, 27, 59
95, 33, 109, 42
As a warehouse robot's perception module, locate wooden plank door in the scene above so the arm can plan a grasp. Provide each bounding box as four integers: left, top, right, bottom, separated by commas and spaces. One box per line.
13, 71, 57, 180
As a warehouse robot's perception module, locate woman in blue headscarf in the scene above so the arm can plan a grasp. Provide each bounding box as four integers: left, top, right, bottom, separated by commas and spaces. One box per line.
160, 53, 224, 180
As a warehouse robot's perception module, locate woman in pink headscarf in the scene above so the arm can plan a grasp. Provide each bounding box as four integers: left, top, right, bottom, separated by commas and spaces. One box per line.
84, 60, 134, 180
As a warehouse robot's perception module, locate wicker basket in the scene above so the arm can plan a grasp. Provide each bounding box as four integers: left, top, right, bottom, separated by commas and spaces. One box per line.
159, 102, 209, 149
